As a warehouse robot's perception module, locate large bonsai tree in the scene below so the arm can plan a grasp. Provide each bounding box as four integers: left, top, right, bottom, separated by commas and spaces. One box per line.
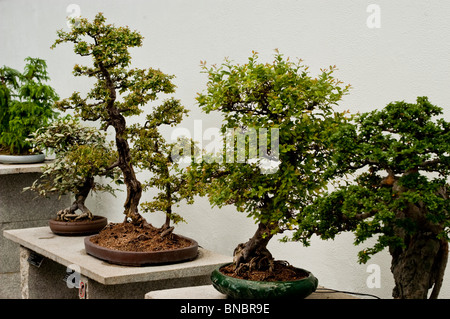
0, 57, 58, 154
51, 13, 192, 231
26, 116, 121, 221
195, 52, 350, 275
294, 97, 449, 298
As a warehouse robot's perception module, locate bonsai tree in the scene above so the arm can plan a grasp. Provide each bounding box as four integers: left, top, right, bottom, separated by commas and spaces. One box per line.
130, 101, 199, 237
195, 52, 350, 276
294, 96, 449, 299
51, 13, 193, 234
0, 57, 58, 155
26, 116, 121, 221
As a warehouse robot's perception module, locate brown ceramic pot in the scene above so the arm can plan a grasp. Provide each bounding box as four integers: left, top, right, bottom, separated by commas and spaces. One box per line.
49, 216, 107, 236
84, 235, 199, 266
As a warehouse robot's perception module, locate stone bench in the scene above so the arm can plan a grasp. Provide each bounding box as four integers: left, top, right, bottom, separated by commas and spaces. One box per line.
3, 226, 231, 299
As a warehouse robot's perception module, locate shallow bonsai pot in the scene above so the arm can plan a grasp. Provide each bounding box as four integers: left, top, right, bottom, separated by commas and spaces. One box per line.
211, 263, 318, 299
0, 153, 45, 164
49, 216, 107, 236
84, 234, 199, 266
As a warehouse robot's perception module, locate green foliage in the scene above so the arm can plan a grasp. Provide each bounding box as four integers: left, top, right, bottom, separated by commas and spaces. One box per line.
51, 13, 176, 127
195, 52, 350, 235
26, 116, 121, 198
51, 12, 195, 225
130, 100, 198, 226
0, 57, 58, 154
294, 97, 450, 263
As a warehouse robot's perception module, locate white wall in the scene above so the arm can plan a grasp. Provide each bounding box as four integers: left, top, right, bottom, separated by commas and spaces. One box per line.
1, 0, 449, 299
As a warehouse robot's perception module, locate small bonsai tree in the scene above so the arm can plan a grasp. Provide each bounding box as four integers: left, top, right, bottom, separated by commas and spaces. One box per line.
51, 13, 193, 232
26, 116, 121, 221
130, 101, 198, 237
195, 52, 350, 276
294, 97, 449, 299
0, 57, 58, 155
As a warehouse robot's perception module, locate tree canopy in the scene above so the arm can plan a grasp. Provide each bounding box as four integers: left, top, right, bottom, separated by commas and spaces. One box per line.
293, 96, 450, 263
196, 52, 351, 235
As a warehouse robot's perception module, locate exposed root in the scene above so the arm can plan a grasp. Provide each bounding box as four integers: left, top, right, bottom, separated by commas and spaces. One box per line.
160, 226, 174, 238
233, 242, 275, 278
56, 207, 93, 222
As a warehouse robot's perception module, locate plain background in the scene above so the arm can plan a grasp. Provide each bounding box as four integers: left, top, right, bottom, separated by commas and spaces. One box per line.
1, 0, 449, 298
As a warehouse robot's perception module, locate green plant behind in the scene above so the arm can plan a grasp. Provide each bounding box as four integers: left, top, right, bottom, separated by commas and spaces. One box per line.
0, 57, 58, 154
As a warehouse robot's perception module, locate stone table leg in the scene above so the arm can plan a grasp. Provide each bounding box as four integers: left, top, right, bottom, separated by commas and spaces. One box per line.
19, 246, 79, 299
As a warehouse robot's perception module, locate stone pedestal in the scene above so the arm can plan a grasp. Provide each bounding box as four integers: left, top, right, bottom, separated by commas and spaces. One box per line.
0, 162, 70, 298
4, 226, 231, 299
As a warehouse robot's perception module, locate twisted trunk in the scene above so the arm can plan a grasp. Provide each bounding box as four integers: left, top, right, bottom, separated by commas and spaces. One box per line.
233, 222, 277, 274
99, 61, 146, 226
390, 180, 448, 299
390, 232, 448, 299
57, 176, 94, 221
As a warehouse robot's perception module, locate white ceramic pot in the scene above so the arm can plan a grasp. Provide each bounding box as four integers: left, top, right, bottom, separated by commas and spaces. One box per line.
0, 153, 45, 164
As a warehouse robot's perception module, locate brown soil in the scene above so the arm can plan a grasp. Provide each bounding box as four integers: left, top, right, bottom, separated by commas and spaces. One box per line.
89, 222, 193, 252
220, 261, 309, 282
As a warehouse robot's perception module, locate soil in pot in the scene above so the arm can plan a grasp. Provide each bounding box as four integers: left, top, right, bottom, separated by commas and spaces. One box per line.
85, 222, 199, 266
220, 261, 309, 282
90, 222, 193, 252
49, 215, 107, 236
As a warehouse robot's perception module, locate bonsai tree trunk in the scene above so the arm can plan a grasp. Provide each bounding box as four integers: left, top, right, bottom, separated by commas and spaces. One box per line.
159, 181, 175, 238
99, 61, 147, 227
57, 176, 94, 221
390, 183, 449, 299
233, 222, 277, 274
390, 232, 448, 299
116, 130, 145, 226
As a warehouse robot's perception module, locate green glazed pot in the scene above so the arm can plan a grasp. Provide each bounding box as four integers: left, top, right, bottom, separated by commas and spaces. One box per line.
211, 263, 318, 299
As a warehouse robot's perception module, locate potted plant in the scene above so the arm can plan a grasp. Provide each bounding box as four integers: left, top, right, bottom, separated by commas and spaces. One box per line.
52, 13, 198, 266
293, 96, 449, 299
193, 52, 350, 298
0, 57, 59, 164
25, 116, 120, 235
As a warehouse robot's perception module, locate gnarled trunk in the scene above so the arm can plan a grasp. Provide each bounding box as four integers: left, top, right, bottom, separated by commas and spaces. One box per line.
233, 222, 277, 274
57, 176, 94, 221
389, 194, 448, 299
99, 61, 147, 227
390, 233, 448, 299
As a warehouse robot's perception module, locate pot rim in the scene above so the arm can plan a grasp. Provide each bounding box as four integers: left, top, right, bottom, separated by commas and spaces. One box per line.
0, 152, 45, 164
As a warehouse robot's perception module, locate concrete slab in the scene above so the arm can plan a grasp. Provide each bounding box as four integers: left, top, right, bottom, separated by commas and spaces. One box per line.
0, 161, 52, 175
145, 284, 360, 299
4, 226, 231, 286
146, 284, 227, 299
4, 226, 232, 298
